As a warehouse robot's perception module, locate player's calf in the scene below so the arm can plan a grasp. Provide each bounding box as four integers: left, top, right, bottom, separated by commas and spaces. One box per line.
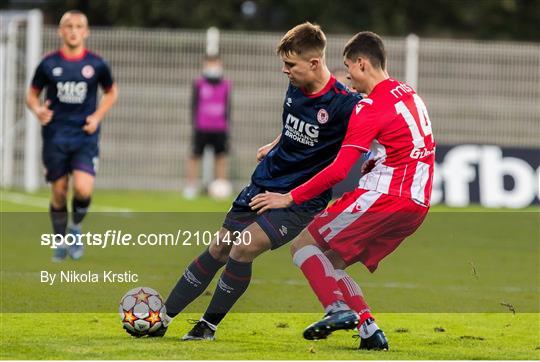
208, 230, 233, 264
228, 223, 272, 263
164, 229, 232, 321
49, 203, 68, 262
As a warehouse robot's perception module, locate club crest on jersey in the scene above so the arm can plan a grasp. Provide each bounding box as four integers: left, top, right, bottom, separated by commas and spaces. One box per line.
81, 65, 95, 79
317, 108, 329, 124
52, 67, 63, 76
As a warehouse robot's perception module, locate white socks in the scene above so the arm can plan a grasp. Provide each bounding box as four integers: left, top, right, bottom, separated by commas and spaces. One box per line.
161, 312, 173, 327
200, 317, 217, 331
359, 318, 379, 339
324, 300, 350, 315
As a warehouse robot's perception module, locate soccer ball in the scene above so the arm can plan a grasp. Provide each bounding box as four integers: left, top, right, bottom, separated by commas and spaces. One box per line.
208, 178, 232, 200
119, 287, 166, 336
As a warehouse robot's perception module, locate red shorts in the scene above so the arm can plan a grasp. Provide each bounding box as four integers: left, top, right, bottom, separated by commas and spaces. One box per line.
307, 188, 429, 272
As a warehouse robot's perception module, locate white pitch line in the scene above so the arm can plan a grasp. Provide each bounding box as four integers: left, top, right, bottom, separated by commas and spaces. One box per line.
0, 191, 133, 213
250, 278, 540, 294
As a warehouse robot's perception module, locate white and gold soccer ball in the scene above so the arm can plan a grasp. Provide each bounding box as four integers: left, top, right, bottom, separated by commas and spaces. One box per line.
208, 178, 232, 200
119, 287, 166, 336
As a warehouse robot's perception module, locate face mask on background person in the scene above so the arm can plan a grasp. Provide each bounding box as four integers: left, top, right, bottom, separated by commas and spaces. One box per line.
203, 66, 223, 82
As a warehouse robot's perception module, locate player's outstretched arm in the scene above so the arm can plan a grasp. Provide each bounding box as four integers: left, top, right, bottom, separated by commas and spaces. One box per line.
83, 83, 118, 134
256, 134, 281, 162
26, 88, 53, 125
249, 146, 364, 214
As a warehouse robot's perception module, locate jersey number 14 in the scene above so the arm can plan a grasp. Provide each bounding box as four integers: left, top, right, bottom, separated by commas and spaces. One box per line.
395, 94, 433, 149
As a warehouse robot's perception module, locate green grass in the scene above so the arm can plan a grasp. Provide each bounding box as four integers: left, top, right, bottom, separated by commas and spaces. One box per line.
1, 189, 539, 359
1, 313, 539, 359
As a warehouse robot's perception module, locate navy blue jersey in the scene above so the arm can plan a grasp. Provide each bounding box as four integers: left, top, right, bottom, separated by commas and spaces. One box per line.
31, 49, 114, 141
251, 76, 360, 201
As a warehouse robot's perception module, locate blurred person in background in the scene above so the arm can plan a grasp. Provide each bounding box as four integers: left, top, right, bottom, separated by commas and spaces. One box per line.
26, 10, 118, 262
183, 55, 232, 200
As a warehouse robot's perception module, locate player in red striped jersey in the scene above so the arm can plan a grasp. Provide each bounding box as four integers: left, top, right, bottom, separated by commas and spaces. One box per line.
250, 31, 435, 350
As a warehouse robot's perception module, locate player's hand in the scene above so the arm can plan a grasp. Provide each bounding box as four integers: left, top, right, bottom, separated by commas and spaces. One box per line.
361, 159, 376, 174
249, 191, 293, 215
83, 113, 101, 134
256, 144, 273, 162
35, 100, 53, 125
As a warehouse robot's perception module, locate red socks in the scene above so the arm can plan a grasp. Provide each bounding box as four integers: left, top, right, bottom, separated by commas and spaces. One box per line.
293, 245, 344, 309
335, 269, 374, 325
293, 245, 375, 325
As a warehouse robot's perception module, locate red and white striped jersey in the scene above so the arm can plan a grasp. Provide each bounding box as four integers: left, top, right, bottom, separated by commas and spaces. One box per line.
342, 78, 435, 206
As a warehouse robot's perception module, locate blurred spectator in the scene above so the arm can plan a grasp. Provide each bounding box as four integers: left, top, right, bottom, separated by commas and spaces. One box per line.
183, 56, 232, 199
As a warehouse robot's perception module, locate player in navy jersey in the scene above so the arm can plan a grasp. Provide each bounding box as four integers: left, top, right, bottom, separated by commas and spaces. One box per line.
26, 10, 118, 262
155, 22, 360, 340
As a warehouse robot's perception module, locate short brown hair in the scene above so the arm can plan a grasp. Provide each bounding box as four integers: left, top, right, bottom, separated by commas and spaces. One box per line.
277, 22, 326, 59
343, 31, 386, 70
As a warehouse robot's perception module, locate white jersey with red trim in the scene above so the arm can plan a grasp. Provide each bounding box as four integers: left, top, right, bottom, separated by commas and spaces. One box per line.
342, 78, 435, 206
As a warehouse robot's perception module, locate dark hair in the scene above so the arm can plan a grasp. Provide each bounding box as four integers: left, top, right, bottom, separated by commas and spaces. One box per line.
343, 31, 386, 70
277, 22, 326, 59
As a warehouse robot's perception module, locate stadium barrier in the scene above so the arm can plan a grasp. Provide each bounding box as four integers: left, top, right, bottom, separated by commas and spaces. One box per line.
2, 14, 539, 206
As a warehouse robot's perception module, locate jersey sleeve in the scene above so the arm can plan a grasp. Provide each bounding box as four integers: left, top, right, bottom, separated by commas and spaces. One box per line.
341, 101, 381, 152
340, 93, 362, 120
98, 60, 114, 92
30, 60, 47, 91
290, 146, 363, 204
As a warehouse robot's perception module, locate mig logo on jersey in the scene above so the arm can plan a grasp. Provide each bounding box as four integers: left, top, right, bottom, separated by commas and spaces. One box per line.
284, 113, 319, 147
56, 81, 87, 104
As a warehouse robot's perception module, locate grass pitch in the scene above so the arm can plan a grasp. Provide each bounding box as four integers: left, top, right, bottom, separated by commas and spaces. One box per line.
1, 189, 539, 359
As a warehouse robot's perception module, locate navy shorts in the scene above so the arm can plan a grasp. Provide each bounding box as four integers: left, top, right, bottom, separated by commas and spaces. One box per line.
222, 184, 328, 249
42, 139, 99, 182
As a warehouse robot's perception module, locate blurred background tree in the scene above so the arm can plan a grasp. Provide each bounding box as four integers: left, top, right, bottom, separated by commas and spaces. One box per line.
2, 0, 539, 40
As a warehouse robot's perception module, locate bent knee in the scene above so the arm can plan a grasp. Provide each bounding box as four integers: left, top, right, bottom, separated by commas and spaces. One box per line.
290, 229, 315, 257
290, 240, 300, 258
229, 234, 268, 263
325, 250, 346, 270
73, 183, 93, 199
51, 181, 68, 207
208, 238, 231, 264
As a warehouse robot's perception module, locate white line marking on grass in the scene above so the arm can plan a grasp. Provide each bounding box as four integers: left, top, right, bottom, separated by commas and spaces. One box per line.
0, 191, 133, 213
250, 278, 540, 293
